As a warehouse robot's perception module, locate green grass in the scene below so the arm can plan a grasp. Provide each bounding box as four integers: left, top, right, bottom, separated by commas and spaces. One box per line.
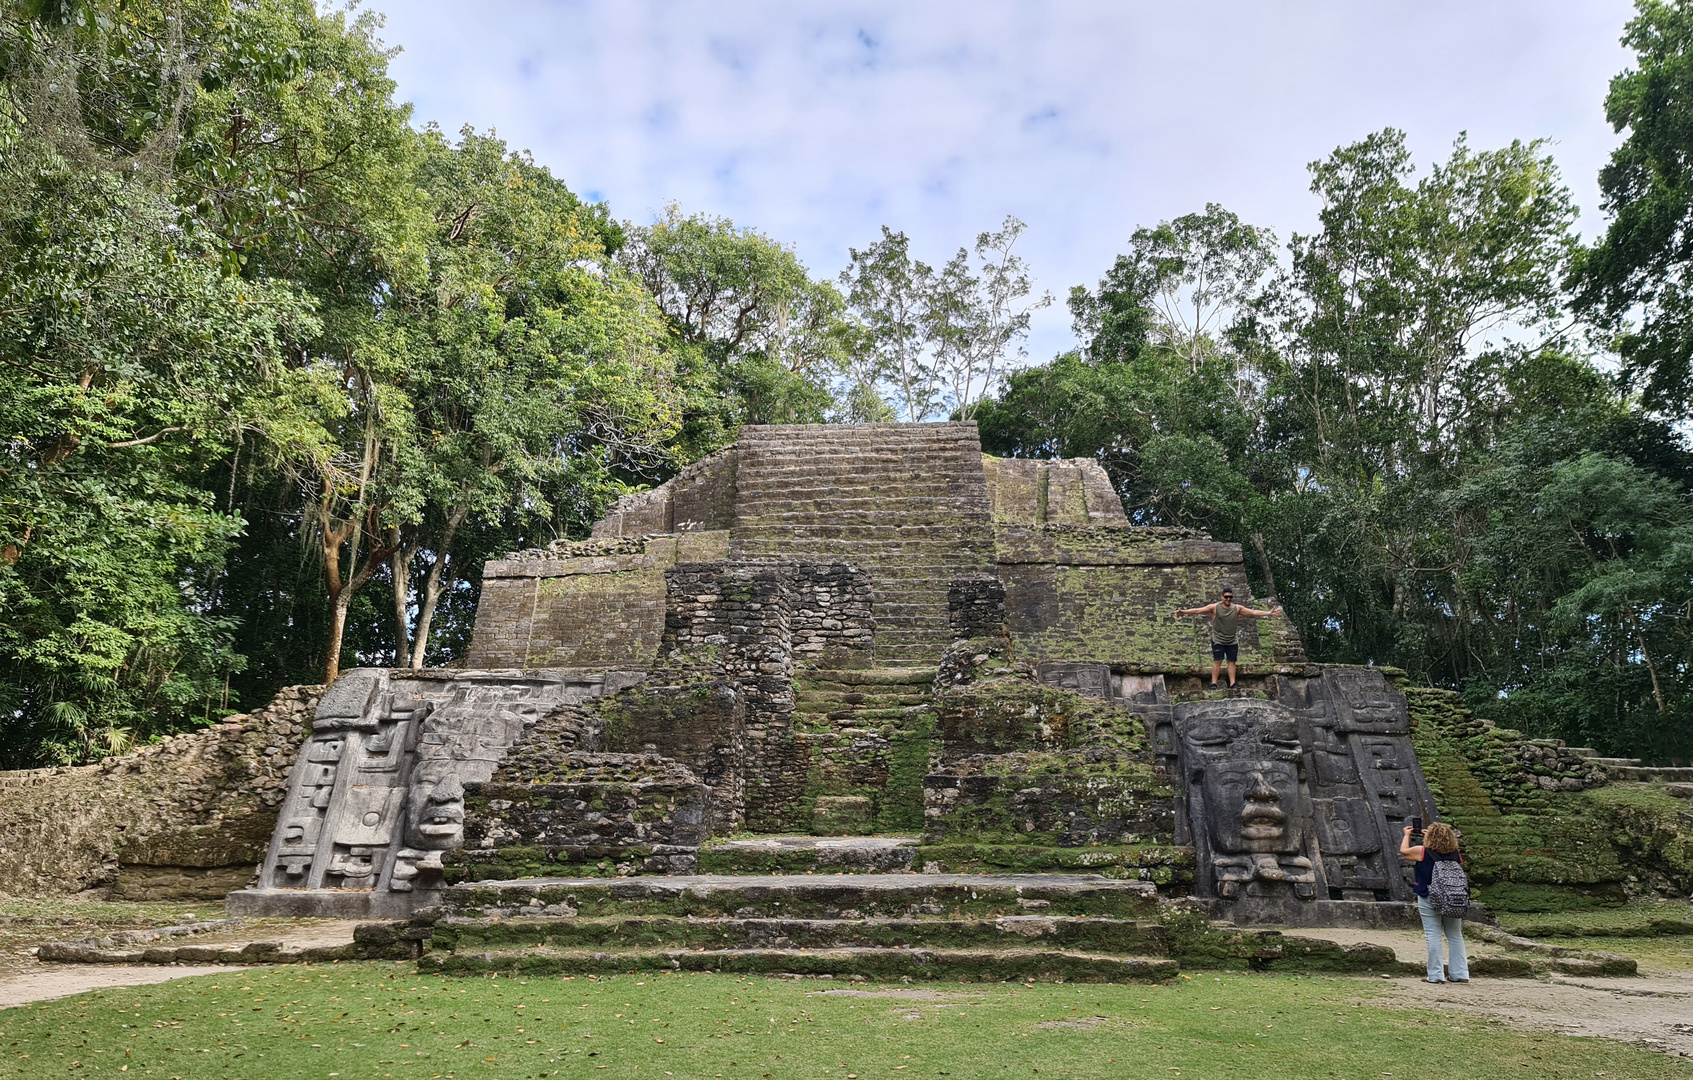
4, 964, 1690, 1080
1496, 898, 1693, 937
1533, 934, 1693, 972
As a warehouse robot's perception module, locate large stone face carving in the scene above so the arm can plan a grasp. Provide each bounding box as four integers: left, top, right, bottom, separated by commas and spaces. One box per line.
1113, 665, 1439, 923
233, 670, 641, 916
1176, 700, 1317, 901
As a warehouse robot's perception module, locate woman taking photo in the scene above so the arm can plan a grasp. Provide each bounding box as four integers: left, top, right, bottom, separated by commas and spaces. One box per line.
1399, 821, 1470, 983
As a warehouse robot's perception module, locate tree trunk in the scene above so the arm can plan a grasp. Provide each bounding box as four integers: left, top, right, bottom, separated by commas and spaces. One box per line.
324, 597, 350, 685
319, 515, 350, 684
1637, 629, 1669, 716
1250, 531, 1279, 601
390, 541, 413, 666
409, 504, 469, 669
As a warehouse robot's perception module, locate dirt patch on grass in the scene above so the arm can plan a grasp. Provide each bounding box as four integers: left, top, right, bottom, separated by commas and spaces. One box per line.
0, 964, 244, 1007
1036, 1014, 1116, 1029
1366, 971, 1693, 1058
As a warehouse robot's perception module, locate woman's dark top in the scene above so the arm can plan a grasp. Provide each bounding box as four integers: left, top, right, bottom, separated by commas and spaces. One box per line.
1413, 849, 1461, 896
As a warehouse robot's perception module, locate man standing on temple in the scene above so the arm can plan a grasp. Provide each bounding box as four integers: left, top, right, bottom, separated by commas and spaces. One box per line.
1174, 587, 1283, 690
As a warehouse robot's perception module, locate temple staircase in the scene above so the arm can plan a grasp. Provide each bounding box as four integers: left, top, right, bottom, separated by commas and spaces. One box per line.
416, 873, 1181, 981
1566, 746, 1693, 783
793, 666, 936, 730
730, 424, 997, 667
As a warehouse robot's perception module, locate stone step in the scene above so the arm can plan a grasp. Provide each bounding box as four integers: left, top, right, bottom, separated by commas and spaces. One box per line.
731, 533, 991, 549
732, 540, 993, 558
1590, 757, 1644, 767
870, 625, 952, 640
871, 652, 950, 666
804, 707, 914, 723
429, 914, 1168, 955
735, 472, 980, 487
1609, 766, 1693, 782
799, 667, 936, 686
439, 873, 1162, 921
733, 492, 987, 508
740, 436, 978, 449
793, 698, 929, 714
420, 945, 1179, 982
698, 835, 920, 874
793, 692, 931, 708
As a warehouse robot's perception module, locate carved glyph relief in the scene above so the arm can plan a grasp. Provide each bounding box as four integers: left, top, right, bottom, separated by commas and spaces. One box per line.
255, 670, 604, 899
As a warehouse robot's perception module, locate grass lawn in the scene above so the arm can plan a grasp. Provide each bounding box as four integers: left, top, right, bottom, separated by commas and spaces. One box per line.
4, 963, 1690, 1080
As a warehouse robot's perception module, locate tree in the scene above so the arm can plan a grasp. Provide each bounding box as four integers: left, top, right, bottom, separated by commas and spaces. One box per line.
0, 1, 317, 763
841, 228, 938, 423
1281, 130, 1578, 480
1573, 0, 1693, 413
841, 217, 1049, 423
1077, 204, 1277, 377
258, 127, 684, 681
928, 216, 1052, 419
386, 127, 682, 669
620, 205, 851, 442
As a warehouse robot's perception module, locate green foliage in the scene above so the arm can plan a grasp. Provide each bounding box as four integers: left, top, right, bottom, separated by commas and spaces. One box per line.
876, 707, 937, 832
620, 204, 850, 446
983, 125, 1693, 762
0, 0, 698, 762
1574, 0, 1693, 411
841, 217, 1051, 423
0, 20, 317, 761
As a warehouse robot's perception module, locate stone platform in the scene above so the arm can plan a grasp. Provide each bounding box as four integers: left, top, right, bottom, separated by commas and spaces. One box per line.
698, 835, 920, 874
413, 872, 1403, 982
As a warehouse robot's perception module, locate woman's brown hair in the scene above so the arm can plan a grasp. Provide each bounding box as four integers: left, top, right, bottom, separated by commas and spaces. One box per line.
1423, 821, 1459, 854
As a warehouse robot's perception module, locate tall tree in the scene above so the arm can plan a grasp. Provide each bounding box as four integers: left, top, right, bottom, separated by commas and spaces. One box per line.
0, 0, 317, 764
257, 127, 684, 682
1573, 0, 1693, 413
840, 227, 939, 423
619, 205, 851, 444
842, 218, 1049, 423
927, 216, 1052, 419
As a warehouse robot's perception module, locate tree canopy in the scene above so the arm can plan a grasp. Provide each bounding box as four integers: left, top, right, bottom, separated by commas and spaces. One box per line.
2, 0, 1691, 768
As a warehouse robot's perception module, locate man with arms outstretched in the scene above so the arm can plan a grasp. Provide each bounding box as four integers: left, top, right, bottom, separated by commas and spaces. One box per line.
1174, 587, 1283, 689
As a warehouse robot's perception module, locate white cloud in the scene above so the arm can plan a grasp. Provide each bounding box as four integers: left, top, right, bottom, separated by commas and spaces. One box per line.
374, 0, 1635, 362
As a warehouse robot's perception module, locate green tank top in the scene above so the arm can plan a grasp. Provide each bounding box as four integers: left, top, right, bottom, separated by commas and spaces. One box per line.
1210, 602, 1241, 644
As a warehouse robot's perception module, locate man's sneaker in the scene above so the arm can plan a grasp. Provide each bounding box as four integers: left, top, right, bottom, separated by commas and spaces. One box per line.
1208, 683, 1220, 690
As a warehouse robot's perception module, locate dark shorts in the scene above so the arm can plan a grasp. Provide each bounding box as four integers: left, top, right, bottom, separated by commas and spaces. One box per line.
1211, 642, 1238, 662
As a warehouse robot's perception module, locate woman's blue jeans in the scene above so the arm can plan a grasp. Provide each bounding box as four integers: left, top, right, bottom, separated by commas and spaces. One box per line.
1417, 896, 1470, 982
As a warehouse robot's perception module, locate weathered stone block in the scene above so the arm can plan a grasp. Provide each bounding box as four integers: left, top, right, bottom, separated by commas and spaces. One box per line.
811, 795, 875, 835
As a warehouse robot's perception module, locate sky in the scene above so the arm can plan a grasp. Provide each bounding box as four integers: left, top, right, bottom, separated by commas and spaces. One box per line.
371, 0, 1639, 363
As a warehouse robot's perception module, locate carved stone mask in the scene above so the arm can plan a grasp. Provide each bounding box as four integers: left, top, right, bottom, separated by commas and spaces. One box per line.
1175, 699, 1309, 858
1203, 759, 1304, 854
404, 774, 466, 851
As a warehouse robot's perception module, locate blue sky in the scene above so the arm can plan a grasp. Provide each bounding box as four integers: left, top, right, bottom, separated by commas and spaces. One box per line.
372, 0, 1638, 362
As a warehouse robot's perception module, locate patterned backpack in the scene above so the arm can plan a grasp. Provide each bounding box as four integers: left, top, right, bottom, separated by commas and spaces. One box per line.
1427, 856, 1470, 919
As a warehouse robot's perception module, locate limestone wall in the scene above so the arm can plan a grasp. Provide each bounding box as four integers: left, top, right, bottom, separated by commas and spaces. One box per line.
995, 525, 1306, 670
982, 456, 1127, 526
0, 686, 320, 898
590, 448, 740, 538
466, 533, 730, 670
452, 753, 709, 880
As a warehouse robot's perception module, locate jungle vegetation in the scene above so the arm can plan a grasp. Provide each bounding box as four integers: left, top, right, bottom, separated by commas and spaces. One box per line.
2, 0, 1691, 767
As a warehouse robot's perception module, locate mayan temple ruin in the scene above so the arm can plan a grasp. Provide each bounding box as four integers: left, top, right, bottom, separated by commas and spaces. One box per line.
9, 419, 1689, 980
217, 421, 1441, 936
